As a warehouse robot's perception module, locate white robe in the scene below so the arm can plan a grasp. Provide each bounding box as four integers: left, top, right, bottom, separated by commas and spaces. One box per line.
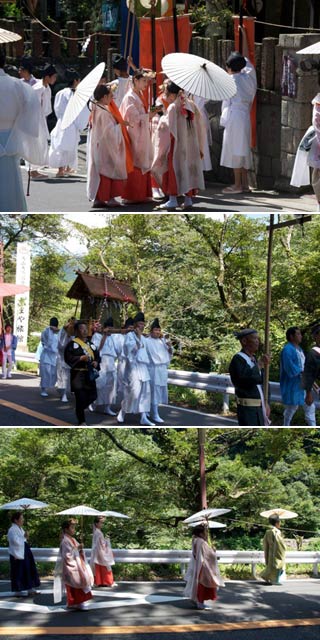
113, 76, 131, 108
32, 80, 53, 167
0, 70, 42, 212
220, 59, 257, 169
146, 336, 172, 405
92, 332, 117, 405
112, 333, 126, 402
39, 327, 59, 388
120, 88, 153, 173
56, 328, 72, 391
87, 105, 127, 201
90, 528, 115, 570
49, 88, 89, 170
151, 95, 205, 195
7, 524, 26, 560
291, 102, 320, 187
184, 537, 224, 602
122, 332, 151, 414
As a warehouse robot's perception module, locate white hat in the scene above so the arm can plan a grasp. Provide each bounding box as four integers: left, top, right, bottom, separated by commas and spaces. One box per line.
312, 93, 320, 105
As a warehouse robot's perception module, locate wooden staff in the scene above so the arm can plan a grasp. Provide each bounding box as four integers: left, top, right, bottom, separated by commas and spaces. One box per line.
263, 214, 274, 403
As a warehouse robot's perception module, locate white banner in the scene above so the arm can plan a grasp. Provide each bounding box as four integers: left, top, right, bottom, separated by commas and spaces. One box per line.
14, 242, 31, 351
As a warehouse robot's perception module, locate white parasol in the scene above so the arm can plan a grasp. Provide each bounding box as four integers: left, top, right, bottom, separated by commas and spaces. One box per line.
297, 42, 320, 55
260, 509, 298, 520
0, 497, 48, 510
99, 510, 130, 519
188, 520, 226, 529
61, 62, 105, 130
57, 504, 103, 542
161, 53, 237, 101
184, 508, 231, 524
0, 27, 22, 44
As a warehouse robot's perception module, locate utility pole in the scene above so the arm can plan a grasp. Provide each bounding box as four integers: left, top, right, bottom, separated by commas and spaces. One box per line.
264, 214, 313, 401
198, 428, 207, 509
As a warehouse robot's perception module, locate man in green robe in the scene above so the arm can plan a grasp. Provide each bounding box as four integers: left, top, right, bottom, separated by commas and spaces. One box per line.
261, 515, 286, 584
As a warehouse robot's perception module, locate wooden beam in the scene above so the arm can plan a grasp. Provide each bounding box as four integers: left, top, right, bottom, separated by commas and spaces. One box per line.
267, 215, 313, 230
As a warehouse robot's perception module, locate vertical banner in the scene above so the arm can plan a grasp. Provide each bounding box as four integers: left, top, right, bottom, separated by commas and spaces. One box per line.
14, 242, 31, 352
233, 15, 257, 149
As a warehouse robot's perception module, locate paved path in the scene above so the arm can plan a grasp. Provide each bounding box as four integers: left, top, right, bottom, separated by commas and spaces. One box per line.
0, 579, 319, 639
21, 167, 317, 213
0, 374, 237, 427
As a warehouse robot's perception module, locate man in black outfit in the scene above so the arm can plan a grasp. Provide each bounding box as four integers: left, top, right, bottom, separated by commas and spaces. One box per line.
64, 321, 100, 425
229, 328, 270, 426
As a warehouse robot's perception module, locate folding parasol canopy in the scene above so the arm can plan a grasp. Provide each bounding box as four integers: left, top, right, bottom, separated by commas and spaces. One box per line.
0, 497, 49, 527
99, 510, 130, 518
161, 52, 237, 101
187, 520, 226, 529
61, 62, 106, 130
297, 42, 320, 54
0, 283, 30, 297
260, 508, 298, 520
0, 28, 22, 44
57, 504, 103, 543
183, 508, 231, 524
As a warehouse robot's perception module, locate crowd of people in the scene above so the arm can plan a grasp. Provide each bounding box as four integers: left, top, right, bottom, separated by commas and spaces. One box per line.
36, 313, 173, 426
6, 512, 288, 611
0, 26, 258, 212
229, 324, 320, 427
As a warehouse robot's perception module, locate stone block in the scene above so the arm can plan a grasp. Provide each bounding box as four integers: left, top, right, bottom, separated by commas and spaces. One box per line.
296, 73, 320, 103
281, 126, 294, 153
261, 38, 277, 90
281, 99, 289, 126
287, 100, 313, 129
274, 45, 282, 92
255, 43, 262, 87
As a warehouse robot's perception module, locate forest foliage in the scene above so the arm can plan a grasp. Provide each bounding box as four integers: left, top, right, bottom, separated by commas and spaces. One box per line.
1, 213, 320, 383
0, 428, 319, 555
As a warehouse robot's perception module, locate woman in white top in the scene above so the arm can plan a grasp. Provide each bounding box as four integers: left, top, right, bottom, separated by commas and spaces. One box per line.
220, 28, 257, 194
7, 512, 40, 596
90, 517, 115, 587
184, 525, 224, 610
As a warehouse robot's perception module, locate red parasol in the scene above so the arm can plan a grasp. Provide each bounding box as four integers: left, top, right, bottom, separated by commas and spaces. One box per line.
0, 283, 30, 297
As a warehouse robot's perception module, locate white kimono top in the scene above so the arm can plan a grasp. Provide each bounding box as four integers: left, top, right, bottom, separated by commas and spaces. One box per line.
7, 523, 26, 560
123, 331, 151, 382
184, 537, 224, 602
49, 87, 89, 169
32, 80, 53, 165
87, 105, 127, 201
90, 527, 115, 569
120, 88, 153, 173
146, 336, 172, 386
40, 327, 59, 366
0, 70, 42, 164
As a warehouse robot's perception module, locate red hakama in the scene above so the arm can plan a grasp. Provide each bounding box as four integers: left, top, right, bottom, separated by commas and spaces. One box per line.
123, 167, 152, 203
96, 176, 125, 202
65, 584, 93, 607
197, 583, 217, 603
94, 563, 114, 586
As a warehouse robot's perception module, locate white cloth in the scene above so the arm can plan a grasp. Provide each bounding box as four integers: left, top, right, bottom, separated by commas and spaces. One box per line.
56, 328, 72, 391
193, 96, 212, 171
146, 336, 172, 405
21, 75, 39, 86
32, 80, 53, 166
92, 332, 117, 405
39, 327, 59, 388
0, 69, 42, 211
113, 333, 126, 402
7, 524, 26, 560
122, 332, 151, 413
49, 88, 89, 170
113, 76, 131, 108
220, 59, 257, 169
184, 537, 224, 602
151, 95, 205, 195
90, 527, 115, 569
120, 88, 153, 173
87, 104, 127, 201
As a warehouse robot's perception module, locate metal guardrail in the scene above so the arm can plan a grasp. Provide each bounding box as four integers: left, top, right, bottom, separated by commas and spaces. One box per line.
14, 357, 319, 412
0, 548, 319, 577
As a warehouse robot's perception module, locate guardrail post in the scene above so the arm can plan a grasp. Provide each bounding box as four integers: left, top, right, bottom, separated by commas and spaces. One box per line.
312, 561, 319, 577
251, 561, 257, 578
222, 393, 230, 414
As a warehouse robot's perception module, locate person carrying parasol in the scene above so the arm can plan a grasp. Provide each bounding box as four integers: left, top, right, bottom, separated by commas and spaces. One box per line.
54, 518, 93, 610
183, 524, 224, 610
90, 516, 116, 587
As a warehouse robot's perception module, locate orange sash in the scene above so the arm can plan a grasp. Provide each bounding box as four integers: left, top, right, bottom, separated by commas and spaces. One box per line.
109, 100, 134, 174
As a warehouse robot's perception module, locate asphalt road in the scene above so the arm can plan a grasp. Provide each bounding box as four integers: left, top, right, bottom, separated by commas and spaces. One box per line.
20, 167, 317, 213
0, 579, 319, 640
0, 374, 237, 427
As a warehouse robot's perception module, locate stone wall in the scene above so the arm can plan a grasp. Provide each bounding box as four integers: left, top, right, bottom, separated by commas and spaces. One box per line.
192, 32, 320, 190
